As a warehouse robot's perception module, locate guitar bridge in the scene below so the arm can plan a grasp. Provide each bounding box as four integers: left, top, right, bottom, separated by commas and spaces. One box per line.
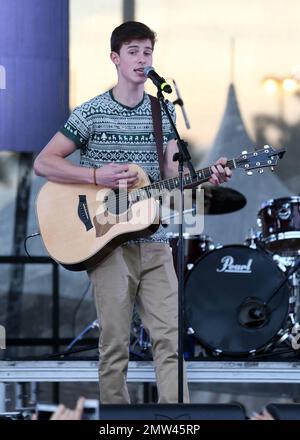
78, 195, 93, 231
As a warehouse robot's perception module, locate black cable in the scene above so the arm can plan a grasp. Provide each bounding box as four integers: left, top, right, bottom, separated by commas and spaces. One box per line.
42, 344, 99, 360
71, 281, 92, 336
247, 347, 300, 360
24, 232, 40, 257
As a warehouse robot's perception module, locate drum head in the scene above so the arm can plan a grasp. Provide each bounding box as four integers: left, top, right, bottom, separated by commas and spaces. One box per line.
185, 245, 290, 355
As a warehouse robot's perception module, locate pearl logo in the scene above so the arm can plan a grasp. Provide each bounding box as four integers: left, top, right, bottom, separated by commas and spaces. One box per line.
217, 256, 253, 273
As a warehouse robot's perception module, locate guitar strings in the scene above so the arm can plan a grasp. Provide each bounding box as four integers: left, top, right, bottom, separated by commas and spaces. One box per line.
105, 161, 236, 208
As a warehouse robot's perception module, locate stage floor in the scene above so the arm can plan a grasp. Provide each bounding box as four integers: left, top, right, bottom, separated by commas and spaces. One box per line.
1, 360, 300, 384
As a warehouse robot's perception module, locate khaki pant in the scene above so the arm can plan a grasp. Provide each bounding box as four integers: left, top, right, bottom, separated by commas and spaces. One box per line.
88, 242, 190, 404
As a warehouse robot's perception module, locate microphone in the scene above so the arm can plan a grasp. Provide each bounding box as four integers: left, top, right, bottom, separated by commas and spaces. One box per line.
172, 79, 191, 129
143, 66, 172, 94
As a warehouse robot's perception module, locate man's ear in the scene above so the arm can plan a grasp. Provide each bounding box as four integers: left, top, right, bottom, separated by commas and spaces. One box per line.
110, 51, 120, 66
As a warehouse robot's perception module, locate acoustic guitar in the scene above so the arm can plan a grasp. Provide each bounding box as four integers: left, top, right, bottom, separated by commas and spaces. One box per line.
36, 146, 285, 271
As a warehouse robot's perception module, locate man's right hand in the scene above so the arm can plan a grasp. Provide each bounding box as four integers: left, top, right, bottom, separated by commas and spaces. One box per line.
95, 163, 139, 189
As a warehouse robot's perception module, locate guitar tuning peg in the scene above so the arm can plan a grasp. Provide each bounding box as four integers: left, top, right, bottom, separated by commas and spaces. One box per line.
271, 166, 274, 172
258, 169, 264, 174
247, 171, 253, 176
242, 150, 248, 155
264, 145, 270, 149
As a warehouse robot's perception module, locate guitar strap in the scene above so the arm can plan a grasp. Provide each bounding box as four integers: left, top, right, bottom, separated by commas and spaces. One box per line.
149, 94, 164, 179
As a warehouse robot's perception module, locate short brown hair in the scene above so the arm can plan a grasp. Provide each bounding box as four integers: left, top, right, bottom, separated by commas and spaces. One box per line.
110, 21, 156, 54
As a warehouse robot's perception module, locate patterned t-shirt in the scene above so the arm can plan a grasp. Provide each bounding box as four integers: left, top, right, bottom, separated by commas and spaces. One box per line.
60, 89, 177, 243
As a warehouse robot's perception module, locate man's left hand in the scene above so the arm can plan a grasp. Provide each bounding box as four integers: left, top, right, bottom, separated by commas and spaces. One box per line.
209, 157, 232, 185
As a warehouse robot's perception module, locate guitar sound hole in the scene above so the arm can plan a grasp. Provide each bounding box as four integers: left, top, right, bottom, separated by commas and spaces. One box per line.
105, 189, 130, 215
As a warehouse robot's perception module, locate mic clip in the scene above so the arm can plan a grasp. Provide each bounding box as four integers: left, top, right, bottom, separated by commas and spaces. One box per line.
173, 98, 184, 107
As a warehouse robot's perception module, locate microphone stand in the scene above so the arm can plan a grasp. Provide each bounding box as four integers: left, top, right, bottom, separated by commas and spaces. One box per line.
157, 89, 197, 403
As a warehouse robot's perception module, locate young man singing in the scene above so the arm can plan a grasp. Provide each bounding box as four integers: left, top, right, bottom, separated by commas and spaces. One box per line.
34, 21, 231, 403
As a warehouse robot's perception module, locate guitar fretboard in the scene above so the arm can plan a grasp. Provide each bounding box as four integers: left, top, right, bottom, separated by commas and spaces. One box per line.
130, 159, 236, 203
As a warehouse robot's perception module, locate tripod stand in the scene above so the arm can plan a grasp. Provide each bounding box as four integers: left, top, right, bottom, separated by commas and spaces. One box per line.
67, 319, 99, 351
67, 315, 152, 360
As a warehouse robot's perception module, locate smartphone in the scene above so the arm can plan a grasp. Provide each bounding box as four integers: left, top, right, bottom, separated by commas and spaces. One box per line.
36, 399, 99, 420
82, 399, 99, 420
36, 403, 58, 420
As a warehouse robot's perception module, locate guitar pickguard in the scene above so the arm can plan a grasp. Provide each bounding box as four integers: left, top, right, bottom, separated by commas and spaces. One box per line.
93, 208, 133, 238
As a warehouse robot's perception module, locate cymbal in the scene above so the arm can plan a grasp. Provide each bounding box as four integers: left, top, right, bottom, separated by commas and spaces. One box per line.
197, 183, 247, 215
163, 184, 246, 216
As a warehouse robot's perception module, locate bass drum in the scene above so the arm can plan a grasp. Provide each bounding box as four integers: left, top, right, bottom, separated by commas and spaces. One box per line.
185, 245, 290, 356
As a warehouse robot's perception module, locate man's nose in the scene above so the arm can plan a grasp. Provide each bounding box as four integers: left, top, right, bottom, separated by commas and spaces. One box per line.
137, 55, 147, 65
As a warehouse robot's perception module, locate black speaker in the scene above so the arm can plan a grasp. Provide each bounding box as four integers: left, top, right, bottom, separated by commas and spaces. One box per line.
100, 403, 246, 420
266, 403, 300, 420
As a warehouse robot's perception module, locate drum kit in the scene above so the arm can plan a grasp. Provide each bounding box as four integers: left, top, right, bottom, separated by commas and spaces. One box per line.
71, 186, 300, 361
166, 187, 300, 359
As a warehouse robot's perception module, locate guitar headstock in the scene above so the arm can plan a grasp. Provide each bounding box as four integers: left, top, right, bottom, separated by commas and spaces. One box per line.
235, 145, 286, 175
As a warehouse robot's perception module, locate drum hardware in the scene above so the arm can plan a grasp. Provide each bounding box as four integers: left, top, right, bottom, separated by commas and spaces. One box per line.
291, 271, 300, 321
271, 255, 300, 320
282, 258, 300, 323
256, 255, 300, 321
212, 349, 223, 356
262, 329, 290, 354
272, 254, 289, 272
272, 319, 300, 352
289, 296, 296, 307
138, 324, 152, 352
244, 227, 264, 250
244, 228, 257, 249
263, 258, 300, 354
290, 322, 300, 350
278, 204, 291, 220
266, 256, 300, 353
270, 317, 295, 348
130, 307, 152, 359
291, 319, 300, 331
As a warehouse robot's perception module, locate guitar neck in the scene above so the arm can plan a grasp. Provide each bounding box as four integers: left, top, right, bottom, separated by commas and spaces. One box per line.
130, 159, 236, 202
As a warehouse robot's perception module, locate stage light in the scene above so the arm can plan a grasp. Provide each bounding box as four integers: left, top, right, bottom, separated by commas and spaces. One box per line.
282, 77, 298, 93
262, 78, 279, 94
